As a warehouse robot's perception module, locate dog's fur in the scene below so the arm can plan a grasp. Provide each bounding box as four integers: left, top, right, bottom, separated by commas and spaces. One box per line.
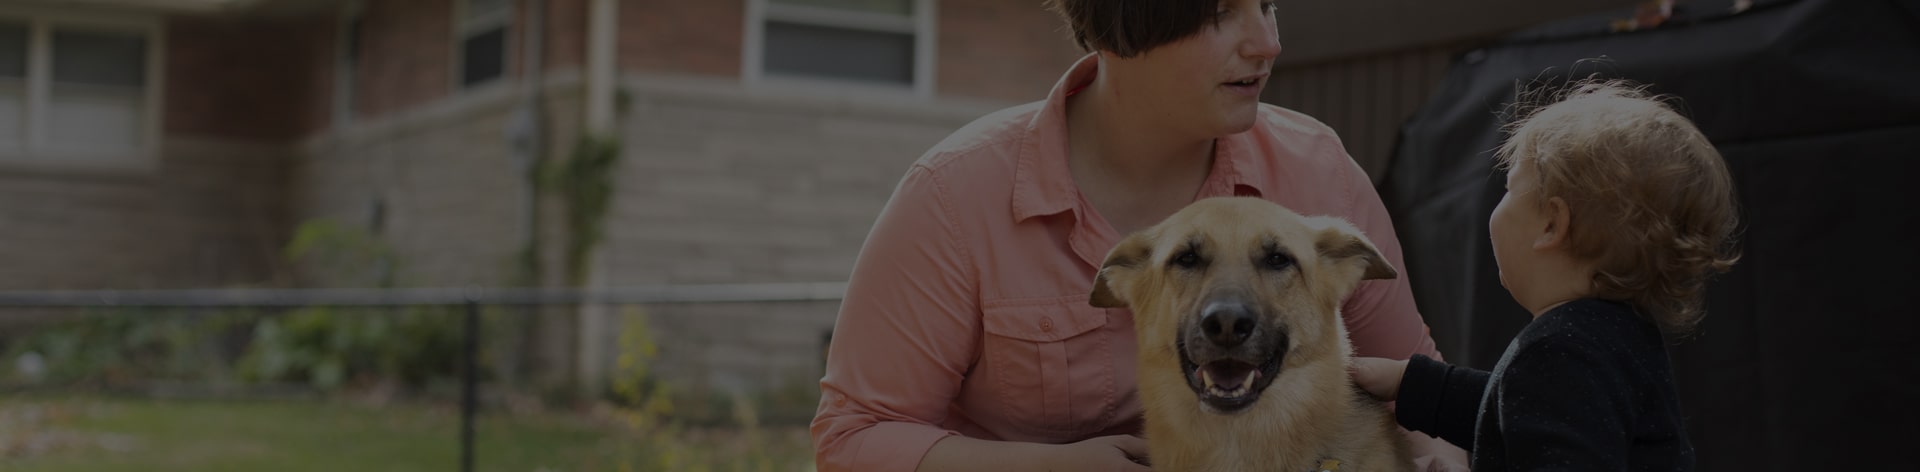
1090, 197, 1413, 471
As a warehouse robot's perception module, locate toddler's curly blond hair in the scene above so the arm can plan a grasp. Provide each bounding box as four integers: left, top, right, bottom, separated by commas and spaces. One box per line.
1496, 78, 1741, 335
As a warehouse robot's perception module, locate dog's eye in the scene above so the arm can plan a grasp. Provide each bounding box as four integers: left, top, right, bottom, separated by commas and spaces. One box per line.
1263, 252, 1294, 271
1173, 251, 1200, 268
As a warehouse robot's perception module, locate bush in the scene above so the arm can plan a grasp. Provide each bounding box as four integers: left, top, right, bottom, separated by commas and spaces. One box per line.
2, 218, 480, 396
2, 309, 251, 389
236, 306, 467, 391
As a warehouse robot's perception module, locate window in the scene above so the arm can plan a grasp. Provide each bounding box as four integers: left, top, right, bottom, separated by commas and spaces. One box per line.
456, 0, 510, 88
0, 12, 159, 165
748, 0, 934, 96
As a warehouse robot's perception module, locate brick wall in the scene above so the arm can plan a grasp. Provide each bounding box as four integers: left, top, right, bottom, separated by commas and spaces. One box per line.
354, 0, 455, 120
618, 0, 1083, 103
936, 0, 1085, 103
338, 0, 585, 124
618, 0, 743, 78
165, 16, 332, 141
542, 0, 588, 71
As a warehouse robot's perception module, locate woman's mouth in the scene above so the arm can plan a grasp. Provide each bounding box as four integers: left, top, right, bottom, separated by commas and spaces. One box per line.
1222, 75, 1266, 97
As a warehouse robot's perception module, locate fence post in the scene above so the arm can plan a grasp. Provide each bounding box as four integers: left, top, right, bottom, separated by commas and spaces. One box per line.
462, 301, 480, 472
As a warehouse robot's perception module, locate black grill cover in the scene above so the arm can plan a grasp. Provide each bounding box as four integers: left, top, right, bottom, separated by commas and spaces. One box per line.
1379, 0, 1920, 469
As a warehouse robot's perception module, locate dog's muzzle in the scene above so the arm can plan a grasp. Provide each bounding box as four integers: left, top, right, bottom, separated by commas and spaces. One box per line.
1178, 301, 1288, 414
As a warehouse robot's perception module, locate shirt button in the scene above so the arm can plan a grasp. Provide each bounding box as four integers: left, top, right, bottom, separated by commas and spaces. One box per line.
1040, 317, 1055, 332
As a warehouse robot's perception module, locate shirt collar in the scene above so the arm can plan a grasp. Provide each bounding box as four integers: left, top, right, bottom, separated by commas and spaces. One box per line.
1011, 54, 1272, 223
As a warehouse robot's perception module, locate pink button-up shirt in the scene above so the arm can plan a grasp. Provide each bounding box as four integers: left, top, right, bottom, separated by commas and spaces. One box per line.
812, 54, 1442, 471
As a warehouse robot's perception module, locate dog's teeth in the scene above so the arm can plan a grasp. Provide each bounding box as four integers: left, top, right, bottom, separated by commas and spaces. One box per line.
1200, 370, 1215, 389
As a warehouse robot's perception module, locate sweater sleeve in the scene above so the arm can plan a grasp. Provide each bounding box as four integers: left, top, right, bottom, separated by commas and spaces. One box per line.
1395, 353, 1491, 450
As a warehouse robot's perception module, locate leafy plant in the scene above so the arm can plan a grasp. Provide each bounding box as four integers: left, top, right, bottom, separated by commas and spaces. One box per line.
235, 305, 465, 391
538, 133, 622, 286
605, 309, 811, 471
284, 219, 398, 288
2, 308, 254, 389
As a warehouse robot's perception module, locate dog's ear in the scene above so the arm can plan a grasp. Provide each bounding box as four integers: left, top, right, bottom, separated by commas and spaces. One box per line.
1091, 232, 1153, 308
1309, 216, 1397, 282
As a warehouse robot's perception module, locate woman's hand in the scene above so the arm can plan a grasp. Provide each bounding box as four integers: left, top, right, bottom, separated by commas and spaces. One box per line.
919, 434, 1149, 471
1348, 357, 1409, 401
1043, 435, 1151, 471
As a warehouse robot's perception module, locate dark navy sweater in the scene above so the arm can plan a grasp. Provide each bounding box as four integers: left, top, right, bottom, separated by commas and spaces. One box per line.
1396, 298, 1694, 471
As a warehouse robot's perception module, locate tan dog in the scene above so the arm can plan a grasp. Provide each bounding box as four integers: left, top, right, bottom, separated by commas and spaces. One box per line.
1091, 197, 1412, 471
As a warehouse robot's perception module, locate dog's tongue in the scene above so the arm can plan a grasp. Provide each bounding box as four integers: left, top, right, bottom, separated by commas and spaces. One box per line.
1203, 362, 1256, 390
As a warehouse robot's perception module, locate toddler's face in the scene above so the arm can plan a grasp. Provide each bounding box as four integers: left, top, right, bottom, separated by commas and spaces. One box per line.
1489, 160, 1550, 302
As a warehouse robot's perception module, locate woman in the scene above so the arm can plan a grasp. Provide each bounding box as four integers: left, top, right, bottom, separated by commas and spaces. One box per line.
812, 0, 1469, 470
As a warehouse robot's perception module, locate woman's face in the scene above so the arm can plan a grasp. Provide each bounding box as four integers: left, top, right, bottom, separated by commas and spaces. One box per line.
1109, 0, 1283, 138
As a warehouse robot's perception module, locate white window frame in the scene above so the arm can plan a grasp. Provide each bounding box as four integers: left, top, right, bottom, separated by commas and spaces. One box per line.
743, 0, 937, 98
0, 7, 164, 170
452, 0, 513, 90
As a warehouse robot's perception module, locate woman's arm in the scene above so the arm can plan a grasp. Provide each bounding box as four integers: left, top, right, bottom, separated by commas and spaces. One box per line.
811, 165, 982, 471
813, 165, 1150, 471
920, 434, 1151, 472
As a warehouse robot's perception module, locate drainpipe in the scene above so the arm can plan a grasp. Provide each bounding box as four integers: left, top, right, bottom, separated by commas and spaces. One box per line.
586, 0, 616, 134
576, 0, 618, 396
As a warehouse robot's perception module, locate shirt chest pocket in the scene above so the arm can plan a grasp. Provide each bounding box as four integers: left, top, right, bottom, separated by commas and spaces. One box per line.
979, 296, 1118, 437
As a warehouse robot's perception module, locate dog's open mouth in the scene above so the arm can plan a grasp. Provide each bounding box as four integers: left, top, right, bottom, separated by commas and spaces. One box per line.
1201, 360, 1259, 398
1178, 338, 1284, 414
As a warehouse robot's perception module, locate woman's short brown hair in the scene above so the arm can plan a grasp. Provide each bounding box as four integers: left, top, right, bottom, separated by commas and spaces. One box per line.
1495, 77, 1741, 336
1044, 0, 1221, 58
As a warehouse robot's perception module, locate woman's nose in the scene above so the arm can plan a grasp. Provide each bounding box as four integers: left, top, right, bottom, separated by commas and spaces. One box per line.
1240, 12, 1282, 60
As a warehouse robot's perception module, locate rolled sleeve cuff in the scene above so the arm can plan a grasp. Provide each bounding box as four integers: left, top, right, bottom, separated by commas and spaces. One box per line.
838, 421, 959, 472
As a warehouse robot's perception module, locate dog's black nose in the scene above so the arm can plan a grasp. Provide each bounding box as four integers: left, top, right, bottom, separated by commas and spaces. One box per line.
1200, 302, 1256, 347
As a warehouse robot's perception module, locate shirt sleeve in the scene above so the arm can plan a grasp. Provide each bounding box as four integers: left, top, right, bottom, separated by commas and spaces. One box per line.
1492, 335, 1634, 470
811, 164, 977, 472
1337, 155, 1443, 362
1396, 353, 1491, 451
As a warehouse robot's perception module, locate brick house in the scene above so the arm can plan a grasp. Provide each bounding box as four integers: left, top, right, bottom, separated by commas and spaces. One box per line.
0, 0, 1639, 394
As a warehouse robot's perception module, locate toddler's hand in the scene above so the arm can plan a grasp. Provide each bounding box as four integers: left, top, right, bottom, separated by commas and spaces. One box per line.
1348, 357, 1408, 401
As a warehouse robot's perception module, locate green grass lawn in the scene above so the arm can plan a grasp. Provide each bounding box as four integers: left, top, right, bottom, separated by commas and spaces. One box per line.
0, 395, 812, 472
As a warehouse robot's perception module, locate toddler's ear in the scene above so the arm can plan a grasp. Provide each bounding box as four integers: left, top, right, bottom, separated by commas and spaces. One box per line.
1535, 195, 1574, 250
